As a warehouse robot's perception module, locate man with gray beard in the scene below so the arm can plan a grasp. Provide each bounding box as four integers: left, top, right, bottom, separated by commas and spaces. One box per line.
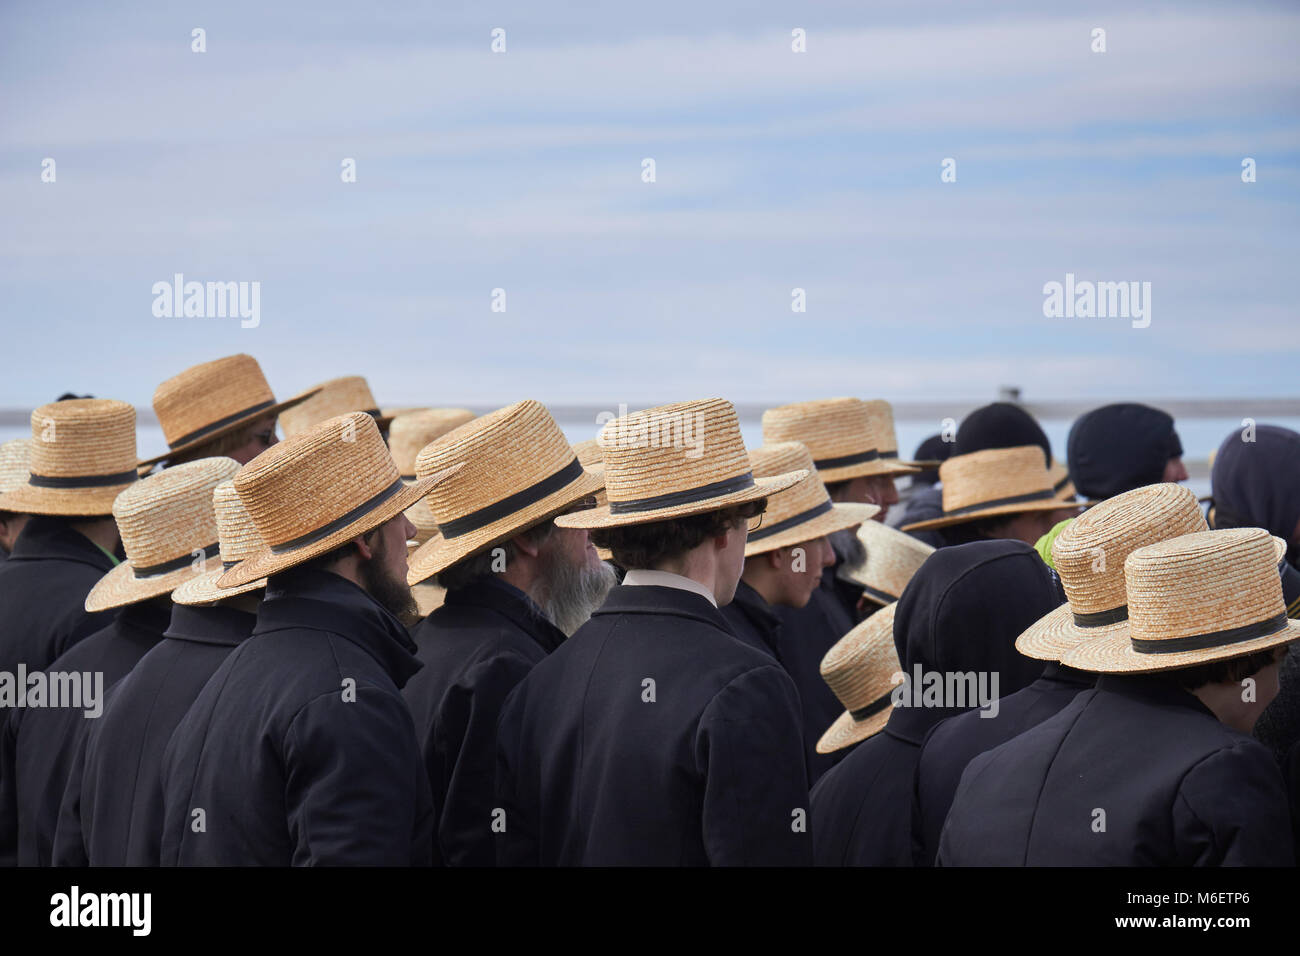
401, 400, 610, 866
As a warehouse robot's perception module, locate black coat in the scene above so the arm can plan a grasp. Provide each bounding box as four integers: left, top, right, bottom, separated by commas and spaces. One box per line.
159, 568, 433, 866
938, 674, 1295, 865
404, 578, 565, 867
911, 662, 1093, 866
809, 540, 1058, 866
53, 602, 256, 866
496, 584, 811, 866
773, 571, 855, 784
719, 579, 782, 661
0, 516, 118, 675
8, 597, 170, 865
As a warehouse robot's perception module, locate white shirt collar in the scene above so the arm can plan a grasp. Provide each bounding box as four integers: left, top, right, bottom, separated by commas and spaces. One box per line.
621, 569, 719, 608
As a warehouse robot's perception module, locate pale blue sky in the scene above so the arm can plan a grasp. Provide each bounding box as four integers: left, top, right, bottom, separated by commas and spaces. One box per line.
2, 1, 1297, 418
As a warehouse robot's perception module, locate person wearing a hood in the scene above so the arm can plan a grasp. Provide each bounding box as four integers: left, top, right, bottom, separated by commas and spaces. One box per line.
911, 483, 1207, 865
52, 479, 266, 866
1066, 402, 1187, 502
939, 527, 1295, 866
809, 539, 1057, 865
158, 413, 462, 866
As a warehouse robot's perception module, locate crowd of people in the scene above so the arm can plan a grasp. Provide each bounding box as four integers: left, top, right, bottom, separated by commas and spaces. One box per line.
1, 351, 1298, 866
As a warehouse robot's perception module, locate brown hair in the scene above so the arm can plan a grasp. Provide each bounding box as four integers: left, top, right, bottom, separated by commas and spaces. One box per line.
591, 499, 766, 570
1164, 645, 1289, 691
166, 418, 271, 466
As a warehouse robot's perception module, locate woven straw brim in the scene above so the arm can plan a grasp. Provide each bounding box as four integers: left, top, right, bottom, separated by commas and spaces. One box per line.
172, 566, 267, 606
556, 471, 806, 531
818, 458, 919, 483
901, 496, 1094, 533
405, 493, 440, 545
745, 502, 878, 557
407, 468, 606, 585
0, 480, 135, 517
412, 581, 447, 618
219, 466, 459, 589
1015, 601, 1129, 662
137, 390, 319, 467
816, 702, 893, 754
905, 458, 943, 469
86, 558, 209, 613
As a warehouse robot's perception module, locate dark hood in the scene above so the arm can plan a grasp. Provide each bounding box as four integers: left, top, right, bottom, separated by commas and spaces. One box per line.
1212, 424, 1300, 566
1067, 403, 1181, 500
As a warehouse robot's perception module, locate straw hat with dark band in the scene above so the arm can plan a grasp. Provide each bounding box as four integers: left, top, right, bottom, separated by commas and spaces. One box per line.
389, 409, 478, 545
761, 397, 922, 483
744, 442, 877, 557
1049, 457, 1077, 501
572, 439, 614, 561
837, 519, 935, 606
817, 602, 902, 753
0, 439, 31, 497
0, 399, 138, 517
1016, 483, 1208, 661
901, 445, 1093, 533
556, 398, 805, 531
85, 457, 241, 612
138, 354, 316, 467
173, 479, 270, 605
1062, 527, 1300, 674
861, 399, 941, 468
406, 400, 606, 585
217, 412, 463, 588
278, 376, 393, 438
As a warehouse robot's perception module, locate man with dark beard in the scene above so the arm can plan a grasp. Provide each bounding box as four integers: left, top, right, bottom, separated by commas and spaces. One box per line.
402, 400, 610, 866
158, 413, 463, 866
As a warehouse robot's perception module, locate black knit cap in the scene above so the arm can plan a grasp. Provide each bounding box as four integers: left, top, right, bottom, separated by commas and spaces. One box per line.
954, 403, 1051, 466
910, 434, 952, 487
1067, 403, 1182, 501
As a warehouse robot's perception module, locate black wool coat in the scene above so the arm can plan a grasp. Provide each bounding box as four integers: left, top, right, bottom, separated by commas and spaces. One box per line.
404, 578, 565, 867
910, 662, 1093, 866
719, 579, 782, 661
9, 597, 170, 865
938, 674, 1295, 866
53, 602, 256, 866
495, 583, 812, 866
159, 568, 433, 866
0, 516, 118, 675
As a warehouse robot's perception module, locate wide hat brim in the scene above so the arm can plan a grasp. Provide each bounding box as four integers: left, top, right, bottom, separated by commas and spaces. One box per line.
137, 389, 321, 467
816, 701, 893, 754
86, 557, 211, 613
901, 496, 1095, 533
1015, 601, 1129, 662
556, 470, 807, 531
407, 467, 606, 585
172, 566, 267, 606
745, 502, 879, 557
219, 463, 463, 589
817, 458, 919, 483
0, 479, 135, 517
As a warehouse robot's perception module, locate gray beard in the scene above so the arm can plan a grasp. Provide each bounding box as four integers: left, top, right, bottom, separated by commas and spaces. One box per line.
829, 526, 866, 569
536, 558, 618, 637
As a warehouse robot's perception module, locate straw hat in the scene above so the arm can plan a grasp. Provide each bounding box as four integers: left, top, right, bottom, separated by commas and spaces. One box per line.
761, 398, 921, 483
817, 602, 902, 753
1015, 484, 1207, 661
0, 400, 138, 517
389, 409, 478, 546
85, 458, 240, 612
411, 580, 447, 618
744, 443, 877, 557
901, 445, 1093, 532
278, 377, 393, 438
1062, 527, 1299, 673
406, 400, 606, 585
0, 439, 31, 497
861, 399, 940, 468
837, 519, 935, 606
138, 354, 316, 467
1048, 457, 1077, 500
172, 480, 269, 605
382, 406, 430, 420
555, 398, 805, 531
572, 440, 614, 561
217, 412, 463, 588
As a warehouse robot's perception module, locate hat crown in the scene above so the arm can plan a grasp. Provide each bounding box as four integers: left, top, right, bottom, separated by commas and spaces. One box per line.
1124, 528, 1286, 645
761, 397, 879, 463
212, 479, 264, 564
820, 603, 902, 711
0, 439, 31, 495
853, 519, 934, 600
388, 408, 476, 475
748, 442, 830, 525
859, 399, 901, 454
1053, 483, 1206, 614
414, 400, 576, 522
279, 376, 380, 437
27, 399, 137, 479
597, 398, 749, 507
152, 354, 276, 447
113, 457, 239, 567
937, 445, 1053, 513
233, 412, 401, 551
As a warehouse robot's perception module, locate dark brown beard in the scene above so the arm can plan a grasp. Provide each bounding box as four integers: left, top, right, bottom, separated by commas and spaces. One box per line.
361, 554, 418, 623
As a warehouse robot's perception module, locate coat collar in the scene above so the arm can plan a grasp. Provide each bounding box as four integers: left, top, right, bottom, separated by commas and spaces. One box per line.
165, 602, 257, 647
444, 577, 566, 654
1041, 661, 1095, 689
884, 700, 971, 746
729, 580, 783, 637
592, 583, 733, 633
1094, 672, 1220, 720
257, 567, 423, 688
7, 515, 117, 573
